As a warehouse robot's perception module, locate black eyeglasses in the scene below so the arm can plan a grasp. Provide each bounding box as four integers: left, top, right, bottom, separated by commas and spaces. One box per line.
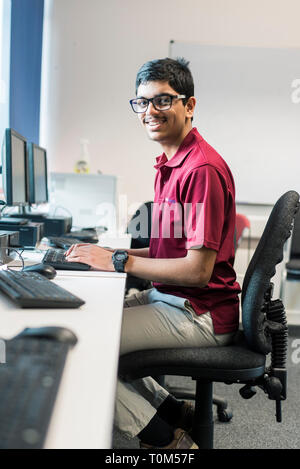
130, 94, 186, 113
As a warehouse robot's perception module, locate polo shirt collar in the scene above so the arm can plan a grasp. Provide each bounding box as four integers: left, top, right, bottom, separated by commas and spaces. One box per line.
154, 127, 201, 169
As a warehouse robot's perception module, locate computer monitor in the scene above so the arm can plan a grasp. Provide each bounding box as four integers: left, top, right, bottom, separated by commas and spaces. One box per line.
1, 128, 28, 207
26, 143, 48, 205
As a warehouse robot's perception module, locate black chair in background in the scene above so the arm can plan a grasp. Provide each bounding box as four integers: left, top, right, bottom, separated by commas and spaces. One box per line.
125, 201, 153, 295
119, 191, 299, 449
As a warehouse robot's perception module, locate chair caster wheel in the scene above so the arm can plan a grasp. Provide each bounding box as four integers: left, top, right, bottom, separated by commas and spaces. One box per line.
217, 409, 233, 422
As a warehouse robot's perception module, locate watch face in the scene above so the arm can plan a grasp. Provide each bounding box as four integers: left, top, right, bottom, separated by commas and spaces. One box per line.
116, 253, 123, 260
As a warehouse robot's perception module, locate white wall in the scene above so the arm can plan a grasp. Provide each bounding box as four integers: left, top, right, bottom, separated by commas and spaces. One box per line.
40, 0, 300, 213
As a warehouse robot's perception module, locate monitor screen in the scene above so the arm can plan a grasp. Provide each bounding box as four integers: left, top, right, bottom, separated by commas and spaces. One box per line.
1, 129, 28, 206
27, 143, 48, 204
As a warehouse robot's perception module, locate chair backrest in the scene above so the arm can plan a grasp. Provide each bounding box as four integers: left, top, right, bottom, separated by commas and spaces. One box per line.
241, 191, 299, 354
127, 201, 152, 249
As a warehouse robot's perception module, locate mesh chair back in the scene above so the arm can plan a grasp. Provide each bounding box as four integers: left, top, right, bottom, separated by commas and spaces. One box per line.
127, 201, 152, 249
241, 191, 299, 354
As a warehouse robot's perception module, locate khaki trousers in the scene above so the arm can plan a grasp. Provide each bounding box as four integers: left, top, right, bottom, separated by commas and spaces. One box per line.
114, 288, 234, 439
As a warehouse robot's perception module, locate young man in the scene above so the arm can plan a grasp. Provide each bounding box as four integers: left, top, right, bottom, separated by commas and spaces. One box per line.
66, 58, 241, 449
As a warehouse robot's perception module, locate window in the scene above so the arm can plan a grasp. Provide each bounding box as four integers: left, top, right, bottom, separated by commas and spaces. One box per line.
9, 0, 44, 144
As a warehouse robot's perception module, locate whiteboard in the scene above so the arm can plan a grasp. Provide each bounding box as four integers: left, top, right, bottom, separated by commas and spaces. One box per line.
170, 42, 300, 204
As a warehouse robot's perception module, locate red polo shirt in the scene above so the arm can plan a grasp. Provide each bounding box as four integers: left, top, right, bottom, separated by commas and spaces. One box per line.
149, 127, 241, 334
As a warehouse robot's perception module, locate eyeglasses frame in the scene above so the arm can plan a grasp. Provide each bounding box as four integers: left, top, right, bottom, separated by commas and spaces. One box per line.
129, 94, 186, 113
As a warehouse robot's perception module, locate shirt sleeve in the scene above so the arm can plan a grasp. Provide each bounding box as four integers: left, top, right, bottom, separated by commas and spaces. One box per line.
180, 165, 227, 251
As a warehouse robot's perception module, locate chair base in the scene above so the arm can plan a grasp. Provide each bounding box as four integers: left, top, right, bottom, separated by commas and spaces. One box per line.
192, 380, 214, 449
162, 378, 233, 423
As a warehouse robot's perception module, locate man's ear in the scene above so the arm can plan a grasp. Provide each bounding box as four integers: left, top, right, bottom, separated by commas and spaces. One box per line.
185, 96, 196, 119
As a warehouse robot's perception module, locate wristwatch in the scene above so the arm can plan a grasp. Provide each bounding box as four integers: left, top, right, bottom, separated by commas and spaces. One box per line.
112, 250, 129, 273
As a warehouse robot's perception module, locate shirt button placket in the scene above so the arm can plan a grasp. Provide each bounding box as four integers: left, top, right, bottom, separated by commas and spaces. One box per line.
161, 166, 168, 185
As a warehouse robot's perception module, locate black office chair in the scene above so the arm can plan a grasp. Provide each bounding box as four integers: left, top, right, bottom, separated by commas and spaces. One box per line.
119, 191, 299, 449
125, 201, 153, 294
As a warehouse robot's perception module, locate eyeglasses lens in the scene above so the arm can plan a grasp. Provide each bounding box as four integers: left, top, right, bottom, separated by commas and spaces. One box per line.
153, 95, 172, 110
132, 98, 148, 112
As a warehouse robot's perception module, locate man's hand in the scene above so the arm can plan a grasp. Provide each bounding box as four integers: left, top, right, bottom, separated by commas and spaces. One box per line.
65, 243, 115, 271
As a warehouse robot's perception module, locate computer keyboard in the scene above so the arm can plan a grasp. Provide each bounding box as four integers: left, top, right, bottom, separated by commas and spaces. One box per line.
48, 236, 82, 250
42, 248, 90, 271
0, 217, 28, 225
0, 327, 77, 449
0, 269, 85, 308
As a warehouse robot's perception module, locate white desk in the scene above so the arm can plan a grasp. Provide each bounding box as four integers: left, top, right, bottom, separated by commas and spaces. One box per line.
0, 272, 126, 449
1, 232, 132, 447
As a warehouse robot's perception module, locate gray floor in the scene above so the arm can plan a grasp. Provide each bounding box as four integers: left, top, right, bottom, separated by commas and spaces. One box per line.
112, 327, 300, 449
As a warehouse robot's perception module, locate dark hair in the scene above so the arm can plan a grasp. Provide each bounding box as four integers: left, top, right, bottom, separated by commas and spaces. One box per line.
135, 57, 194, 104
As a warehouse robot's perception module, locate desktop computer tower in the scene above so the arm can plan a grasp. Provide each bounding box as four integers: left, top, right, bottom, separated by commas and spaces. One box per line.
9, 214, 72, 237
42, 215, 72, 236
0, 222, 43, 248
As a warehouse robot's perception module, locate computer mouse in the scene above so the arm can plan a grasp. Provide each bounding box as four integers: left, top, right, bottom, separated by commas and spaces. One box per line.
15, 326, 78, 345
23, 263, 57, 280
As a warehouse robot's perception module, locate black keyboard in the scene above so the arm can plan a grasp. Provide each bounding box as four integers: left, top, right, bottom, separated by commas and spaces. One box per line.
0, 327, 77, 449
42, 248, 90, 271
0, 269, 85, 308
0, 217, 28, 225
48, 236, 82, 250
64, 230, 98, 243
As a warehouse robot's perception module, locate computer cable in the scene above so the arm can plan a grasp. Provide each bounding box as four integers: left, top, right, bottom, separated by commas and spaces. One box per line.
0, 200, 7, 217
0, 247, 25, 271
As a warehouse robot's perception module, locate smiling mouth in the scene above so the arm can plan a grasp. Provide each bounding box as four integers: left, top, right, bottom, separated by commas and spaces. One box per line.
144, 118, 167, 130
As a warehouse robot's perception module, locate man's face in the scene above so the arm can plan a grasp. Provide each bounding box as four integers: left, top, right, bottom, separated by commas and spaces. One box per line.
136, 81, 193, 146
